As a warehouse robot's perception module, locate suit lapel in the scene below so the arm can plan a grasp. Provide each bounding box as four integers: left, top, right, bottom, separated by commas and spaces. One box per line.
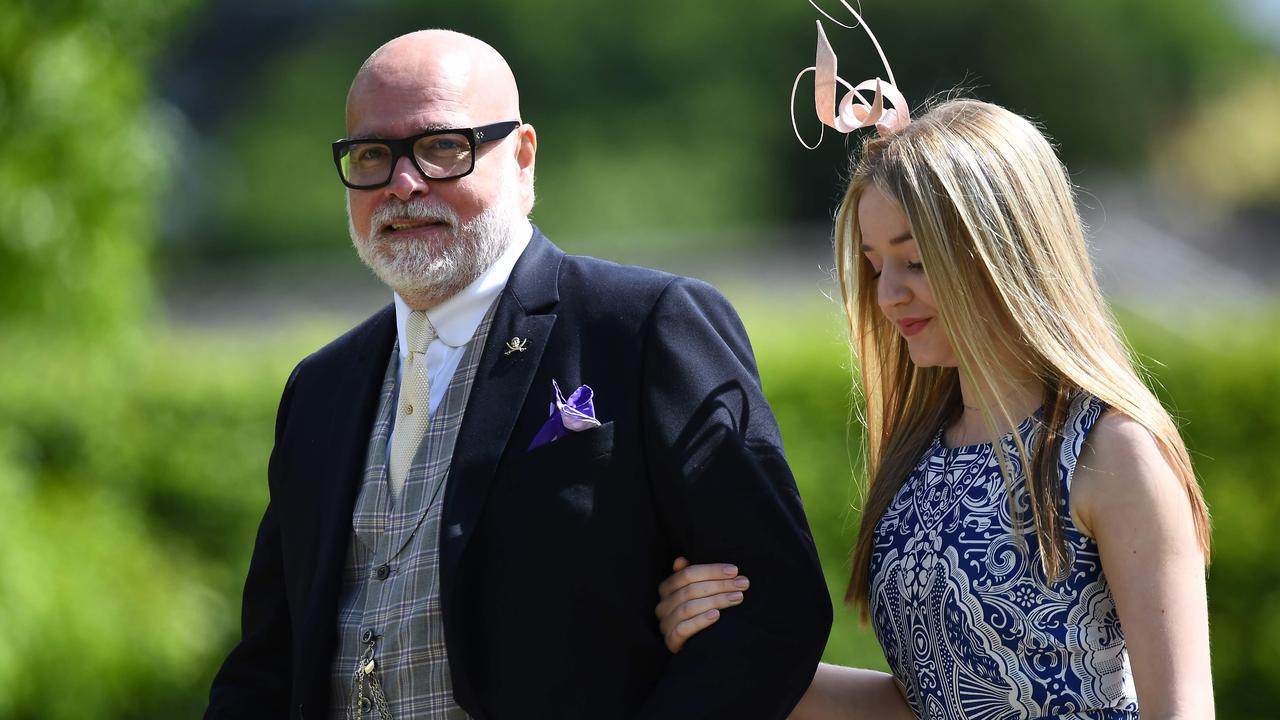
441, 228, 563, 576
438, 233, 560, 718
314, 306, 398, 550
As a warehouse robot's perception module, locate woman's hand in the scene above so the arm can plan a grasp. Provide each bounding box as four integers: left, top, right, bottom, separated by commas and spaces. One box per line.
655, 557, 751, 653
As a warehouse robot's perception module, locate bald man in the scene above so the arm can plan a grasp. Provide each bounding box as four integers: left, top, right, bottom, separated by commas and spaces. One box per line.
205, 30, 831, 720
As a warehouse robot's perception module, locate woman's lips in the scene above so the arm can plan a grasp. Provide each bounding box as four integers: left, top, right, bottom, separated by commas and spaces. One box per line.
897, 317, 931, 337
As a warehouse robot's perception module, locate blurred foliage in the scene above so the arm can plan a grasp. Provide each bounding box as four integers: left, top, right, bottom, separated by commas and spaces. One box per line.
0, 0, 191, 335
169, 0, 1262, 261
0, 325, 296, 718
1154, 60, 1280, 209
1, 304, 1277, 717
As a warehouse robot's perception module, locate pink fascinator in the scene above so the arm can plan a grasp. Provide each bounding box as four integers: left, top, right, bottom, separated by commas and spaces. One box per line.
791, 0, 910, 148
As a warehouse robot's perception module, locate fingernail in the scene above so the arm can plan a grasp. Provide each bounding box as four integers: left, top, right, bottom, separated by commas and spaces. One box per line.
723, 565, 738, 576
707, 608, 721, 619
733, 576, 750, 589
728, 592, 744, 603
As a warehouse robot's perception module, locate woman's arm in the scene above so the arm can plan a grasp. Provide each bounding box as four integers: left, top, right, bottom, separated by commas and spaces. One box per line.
1072, 412, 1214, 719
788, 664, 915, 720
657, 560, 916, 720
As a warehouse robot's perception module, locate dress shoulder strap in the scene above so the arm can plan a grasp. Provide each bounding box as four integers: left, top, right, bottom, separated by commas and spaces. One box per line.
1057, 392, 1109, 495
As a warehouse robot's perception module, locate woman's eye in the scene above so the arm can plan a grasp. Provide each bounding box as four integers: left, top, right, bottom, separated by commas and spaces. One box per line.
906, 261, 924, 271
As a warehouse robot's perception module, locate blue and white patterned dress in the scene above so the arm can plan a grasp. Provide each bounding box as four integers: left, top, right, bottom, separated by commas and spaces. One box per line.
869, 394, 1140, 719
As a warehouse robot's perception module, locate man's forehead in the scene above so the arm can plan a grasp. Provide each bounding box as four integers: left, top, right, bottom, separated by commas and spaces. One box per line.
348, 52, 506, 134
365, 49, 472, 89
346, 71, 477, 137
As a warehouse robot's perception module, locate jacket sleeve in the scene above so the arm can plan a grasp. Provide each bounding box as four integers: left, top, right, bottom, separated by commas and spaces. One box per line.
636, 278, 833, 720
204, 365, 301, 720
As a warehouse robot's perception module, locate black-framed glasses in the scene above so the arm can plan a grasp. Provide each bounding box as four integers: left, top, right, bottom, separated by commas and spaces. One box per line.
331, 120, 521, 189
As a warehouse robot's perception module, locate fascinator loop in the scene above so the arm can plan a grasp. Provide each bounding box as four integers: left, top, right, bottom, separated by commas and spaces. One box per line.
791, 0, 910, 147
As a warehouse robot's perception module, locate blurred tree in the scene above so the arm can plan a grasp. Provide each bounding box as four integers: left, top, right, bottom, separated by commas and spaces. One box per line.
0, 2, 199, 717
159, 0, 1261, 262
0, 0, 191, 336
862, 0, 1258, 168
1154, 61, 1280, 209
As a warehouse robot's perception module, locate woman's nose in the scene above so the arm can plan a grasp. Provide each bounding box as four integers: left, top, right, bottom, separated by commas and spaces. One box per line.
877, 268, 911, 309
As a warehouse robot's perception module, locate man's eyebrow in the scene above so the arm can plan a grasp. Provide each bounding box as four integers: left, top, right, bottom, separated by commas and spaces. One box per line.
860, 232, 914, 252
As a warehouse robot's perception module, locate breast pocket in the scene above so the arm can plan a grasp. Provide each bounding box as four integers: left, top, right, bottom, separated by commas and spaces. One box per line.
524, 420, 615, 467
512, 421, 616, 524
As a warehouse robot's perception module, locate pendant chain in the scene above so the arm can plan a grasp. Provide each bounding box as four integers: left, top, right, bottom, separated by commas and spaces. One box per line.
348, 639, 393, 720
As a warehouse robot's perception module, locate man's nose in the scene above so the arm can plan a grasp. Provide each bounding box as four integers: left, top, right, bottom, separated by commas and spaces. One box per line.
385, 155, 430, 201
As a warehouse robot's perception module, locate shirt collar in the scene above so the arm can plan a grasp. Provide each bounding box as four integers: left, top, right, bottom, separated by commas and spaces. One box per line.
393, 217, 532, 353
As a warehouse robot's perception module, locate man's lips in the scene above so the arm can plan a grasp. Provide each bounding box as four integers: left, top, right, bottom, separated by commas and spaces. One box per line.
897, 317, 931, 337
381, 218, 450, 235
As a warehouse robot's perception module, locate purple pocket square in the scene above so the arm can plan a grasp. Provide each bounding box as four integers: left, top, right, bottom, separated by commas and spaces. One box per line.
528, 380, 601, 450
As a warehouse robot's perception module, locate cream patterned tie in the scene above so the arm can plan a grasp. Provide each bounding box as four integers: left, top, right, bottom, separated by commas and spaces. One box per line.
388, 310, 435, 504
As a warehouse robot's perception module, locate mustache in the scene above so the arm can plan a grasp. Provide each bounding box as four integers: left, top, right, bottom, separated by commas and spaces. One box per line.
369, 198, 460, 231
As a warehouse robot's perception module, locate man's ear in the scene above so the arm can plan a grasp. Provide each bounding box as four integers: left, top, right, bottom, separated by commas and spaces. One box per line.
515, 123, 537, 213
516, 123, 537, 178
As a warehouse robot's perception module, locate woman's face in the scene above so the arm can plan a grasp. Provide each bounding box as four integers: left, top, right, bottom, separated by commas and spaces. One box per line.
858, 187, 958, 368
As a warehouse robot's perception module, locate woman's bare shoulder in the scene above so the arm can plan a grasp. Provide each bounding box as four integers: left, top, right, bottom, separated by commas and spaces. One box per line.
1070, 409, 1180, 537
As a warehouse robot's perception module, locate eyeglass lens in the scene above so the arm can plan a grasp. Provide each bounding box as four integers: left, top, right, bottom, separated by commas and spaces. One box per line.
341, 132, 473, 186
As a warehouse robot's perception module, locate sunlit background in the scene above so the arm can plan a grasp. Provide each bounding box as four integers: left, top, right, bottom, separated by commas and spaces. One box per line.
2, 0, 1277, 717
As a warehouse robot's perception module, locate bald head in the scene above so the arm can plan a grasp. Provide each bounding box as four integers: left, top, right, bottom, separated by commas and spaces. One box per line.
346, 30, 521, 136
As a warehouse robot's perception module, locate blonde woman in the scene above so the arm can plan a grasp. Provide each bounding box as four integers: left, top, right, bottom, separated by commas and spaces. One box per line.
655, 99, 1214, 719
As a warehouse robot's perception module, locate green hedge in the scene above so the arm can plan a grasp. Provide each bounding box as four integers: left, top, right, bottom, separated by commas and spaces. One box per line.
0, 304, 1275, 717
0, 328, 285, 718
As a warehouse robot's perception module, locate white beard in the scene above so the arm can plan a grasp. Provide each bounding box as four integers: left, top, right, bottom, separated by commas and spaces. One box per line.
348, 183, 518, 301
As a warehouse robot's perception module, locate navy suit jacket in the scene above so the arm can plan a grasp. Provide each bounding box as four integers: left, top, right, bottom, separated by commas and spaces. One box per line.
205, 227, 832, 719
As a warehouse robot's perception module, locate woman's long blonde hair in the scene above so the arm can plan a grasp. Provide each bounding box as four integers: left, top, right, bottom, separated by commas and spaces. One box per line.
838, 99, 1211, 614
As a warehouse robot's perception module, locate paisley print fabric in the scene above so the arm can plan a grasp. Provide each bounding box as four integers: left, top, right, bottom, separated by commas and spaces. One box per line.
869, 394, 1140, 719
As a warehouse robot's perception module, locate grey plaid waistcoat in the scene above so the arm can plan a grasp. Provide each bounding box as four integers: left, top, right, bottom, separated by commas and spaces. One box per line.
329, 303, 496, 719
